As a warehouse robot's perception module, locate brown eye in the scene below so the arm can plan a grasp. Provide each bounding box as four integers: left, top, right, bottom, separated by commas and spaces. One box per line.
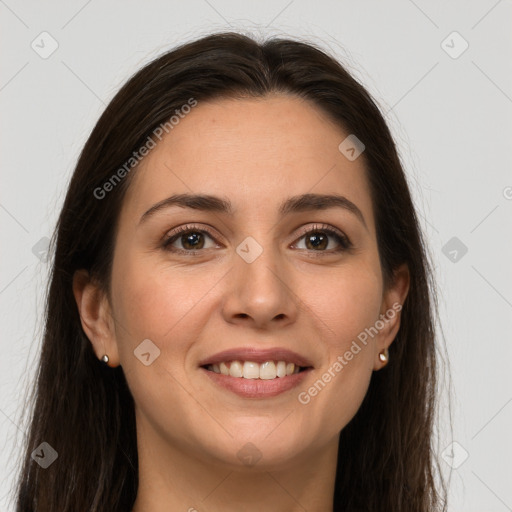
304, 232, 329, 250
294, 225, 352, 252
163, 226, 218, 253
179, 232, 205, 250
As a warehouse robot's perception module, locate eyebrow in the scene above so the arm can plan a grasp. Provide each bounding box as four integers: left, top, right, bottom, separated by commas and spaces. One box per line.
139, 192, 368, 230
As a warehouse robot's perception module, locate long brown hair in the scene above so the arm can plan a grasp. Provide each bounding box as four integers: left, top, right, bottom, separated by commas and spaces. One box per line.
12, 32, 447, 511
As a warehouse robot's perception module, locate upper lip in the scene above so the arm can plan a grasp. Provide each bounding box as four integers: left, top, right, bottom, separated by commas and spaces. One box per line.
198, 347, 314, 368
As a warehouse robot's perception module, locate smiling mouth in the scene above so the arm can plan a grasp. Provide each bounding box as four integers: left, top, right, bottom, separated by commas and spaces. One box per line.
201, 360, 311, 380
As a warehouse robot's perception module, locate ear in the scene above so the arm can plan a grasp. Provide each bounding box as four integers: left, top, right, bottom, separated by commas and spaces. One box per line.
72, 269, 120, 367
373, 263, 410, 370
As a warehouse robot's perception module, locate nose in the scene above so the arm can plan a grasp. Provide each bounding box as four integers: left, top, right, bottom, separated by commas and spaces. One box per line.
221, 243, 298, 330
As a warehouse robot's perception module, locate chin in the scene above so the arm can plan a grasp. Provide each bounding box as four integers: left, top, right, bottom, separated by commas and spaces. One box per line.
196, 429, 308, 470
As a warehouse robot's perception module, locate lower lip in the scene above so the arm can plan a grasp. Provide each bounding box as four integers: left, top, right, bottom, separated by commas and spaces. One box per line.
200, 367, 312, 398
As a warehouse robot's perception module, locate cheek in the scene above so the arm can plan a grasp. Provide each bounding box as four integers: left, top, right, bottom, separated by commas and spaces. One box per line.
111, 253, 224, 352
300, 260, 383, 347
110, 257, 223, 425
292, 262, 381, 431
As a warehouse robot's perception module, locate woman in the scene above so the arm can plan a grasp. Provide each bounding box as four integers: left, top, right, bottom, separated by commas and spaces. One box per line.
14, 32, 447, 511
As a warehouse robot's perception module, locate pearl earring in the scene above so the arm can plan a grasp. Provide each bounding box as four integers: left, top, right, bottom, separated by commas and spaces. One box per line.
101, 354, 109, 364
378, 348, 389, 364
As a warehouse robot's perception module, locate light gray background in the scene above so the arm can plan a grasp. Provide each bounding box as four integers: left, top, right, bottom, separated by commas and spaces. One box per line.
1, 1, 511, 510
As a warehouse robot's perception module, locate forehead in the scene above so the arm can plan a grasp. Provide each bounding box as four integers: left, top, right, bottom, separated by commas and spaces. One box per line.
122, 94, 374, 226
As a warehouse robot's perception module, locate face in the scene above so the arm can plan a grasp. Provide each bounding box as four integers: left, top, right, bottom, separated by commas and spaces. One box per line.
76, 94, 408, 470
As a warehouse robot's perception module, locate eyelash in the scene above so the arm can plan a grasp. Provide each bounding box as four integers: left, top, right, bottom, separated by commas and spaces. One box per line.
161, 223, 352, 256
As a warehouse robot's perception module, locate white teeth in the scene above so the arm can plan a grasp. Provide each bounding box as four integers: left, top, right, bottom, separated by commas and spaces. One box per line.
219, 362, 229, 375
229, 360, 243, 377
259, 361, 276, 380
242, 361, 260, 379
276, 361, 287, 378
206, 360, 305, 379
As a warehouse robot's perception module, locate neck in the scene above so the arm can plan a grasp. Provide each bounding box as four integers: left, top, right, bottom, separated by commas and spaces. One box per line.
131, 416, 339, 512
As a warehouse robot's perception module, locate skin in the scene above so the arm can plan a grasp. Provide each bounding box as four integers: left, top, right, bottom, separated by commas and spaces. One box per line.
73, 94, 409, 512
